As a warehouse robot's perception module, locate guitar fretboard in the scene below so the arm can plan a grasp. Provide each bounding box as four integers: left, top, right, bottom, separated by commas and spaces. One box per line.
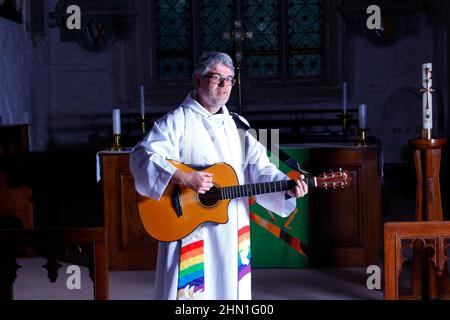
220, 177, 316, 200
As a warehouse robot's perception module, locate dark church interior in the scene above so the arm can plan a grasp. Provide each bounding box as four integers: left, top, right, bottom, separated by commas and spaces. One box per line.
1, 0, 450, 302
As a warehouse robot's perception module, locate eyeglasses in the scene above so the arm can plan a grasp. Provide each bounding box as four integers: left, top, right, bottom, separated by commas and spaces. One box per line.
203, 74, 236, 86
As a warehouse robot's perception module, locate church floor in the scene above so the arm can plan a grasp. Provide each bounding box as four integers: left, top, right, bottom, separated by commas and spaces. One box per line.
12, 257, 383, 300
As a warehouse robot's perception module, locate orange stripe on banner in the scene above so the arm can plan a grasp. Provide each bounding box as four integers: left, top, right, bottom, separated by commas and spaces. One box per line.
291, 238, 301, 252
287, 170, 301, 180
250, 213, 280, 238
266, 222, 281, 237
283, 208, 298, 230
250, 211, 307, 257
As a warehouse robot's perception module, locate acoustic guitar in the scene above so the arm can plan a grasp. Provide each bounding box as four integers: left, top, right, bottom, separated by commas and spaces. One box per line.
137, 160, 350, 242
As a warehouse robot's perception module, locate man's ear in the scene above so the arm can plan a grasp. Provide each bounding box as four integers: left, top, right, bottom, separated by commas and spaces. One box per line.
195, 75, 201, 88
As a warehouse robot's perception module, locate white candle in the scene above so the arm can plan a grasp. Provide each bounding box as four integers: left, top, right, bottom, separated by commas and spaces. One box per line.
358, 104, 367, 129
140, 85, 145, 117
112, 109, 121, 135
342, 82, 347, 114
422, 63, 432, 129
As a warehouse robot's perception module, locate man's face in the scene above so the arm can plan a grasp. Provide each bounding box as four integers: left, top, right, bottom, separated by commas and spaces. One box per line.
196, 63, 234, 109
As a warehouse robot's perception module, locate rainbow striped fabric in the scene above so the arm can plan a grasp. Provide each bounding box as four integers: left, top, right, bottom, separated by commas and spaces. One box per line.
177, 239, 205, 299
238, 225, 251, 281
177, 224, 252, 299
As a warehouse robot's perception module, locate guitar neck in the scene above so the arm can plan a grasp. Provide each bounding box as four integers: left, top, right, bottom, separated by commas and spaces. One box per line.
220, 177, 316, 200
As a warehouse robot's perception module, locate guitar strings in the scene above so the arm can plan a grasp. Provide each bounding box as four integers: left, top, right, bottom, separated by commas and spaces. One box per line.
180, 183, 293, 199
178, 179, 301, 203
176, 176, 336, 204
179, 187, 276, 203
178, 175, 331, 203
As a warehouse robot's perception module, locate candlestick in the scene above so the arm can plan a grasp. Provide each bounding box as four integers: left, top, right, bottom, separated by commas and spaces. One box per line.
358, 104, 367, 129
357, 128, 368, 147
421, 63, 433, 139
110, 134, 123, 151
141, 114, 146, 138
342, 82, 347, 114
112, 109, 121, 135
140, 85, 145, 117
337, 112, 352, 136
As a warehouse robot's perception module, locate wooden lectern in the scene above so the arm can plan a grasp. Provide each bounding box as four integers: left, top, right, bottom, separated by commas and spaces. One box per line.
408, 137, 448, 299
410, 138, 446, 221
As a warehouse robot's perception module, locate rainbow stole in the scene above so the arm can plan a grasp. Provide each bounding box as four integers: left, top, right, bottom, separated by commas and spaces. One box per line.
177, 225, 251, 299
177, 239, 205, 299
238, 225, 251, 281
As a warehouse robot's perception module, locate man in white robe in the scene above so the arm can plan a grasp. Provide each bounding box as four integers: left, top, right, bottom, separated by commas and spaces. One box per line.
129, 52, 308, 300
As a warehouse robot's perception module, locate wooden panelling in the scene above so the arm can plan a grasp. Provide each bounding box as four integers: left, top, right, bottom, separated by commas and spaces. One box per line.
0, 125, 29, 158
0, 171, 33, 228
101, 153, 157, 270
0, 124, 32, 229
308, 146, 381, 267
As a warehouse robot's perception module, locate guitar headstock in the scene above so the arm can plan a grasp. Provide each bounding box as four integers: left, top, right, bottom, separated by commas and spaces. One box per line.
316, 169, 351, 190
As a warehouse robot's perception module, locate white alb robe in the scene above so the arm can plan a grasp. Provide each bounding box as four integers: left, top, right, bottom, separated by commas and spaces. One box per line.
129, 91, 296, 300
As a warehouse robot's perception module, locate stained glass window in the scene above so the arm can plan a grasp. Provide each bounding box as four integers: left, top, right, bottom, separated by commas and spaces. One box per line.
288, 0, 324, 76
154, 0, 324, 79
199, 1, 233, 52
242, 0, 280, 77
155, 0, 192, 78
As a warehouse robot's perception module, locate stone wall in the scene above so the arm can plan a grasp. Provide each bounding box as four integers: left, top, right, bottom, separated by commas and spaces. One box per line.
0, 8, 50, 151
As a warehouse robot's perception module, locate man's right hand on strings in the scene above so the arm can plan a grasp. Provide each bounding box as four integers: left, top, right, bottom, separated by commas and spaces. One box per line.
172, 170, 214, 194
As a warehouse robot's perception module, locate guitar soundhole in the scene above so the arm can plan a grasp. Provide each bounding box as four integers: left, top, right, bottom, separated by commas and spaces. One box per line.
198, 186, 221, 208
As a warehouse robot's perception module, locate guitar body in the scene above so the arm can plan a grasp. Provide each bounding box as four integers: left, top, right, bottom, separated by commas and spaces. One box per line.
137, 160, 239, 242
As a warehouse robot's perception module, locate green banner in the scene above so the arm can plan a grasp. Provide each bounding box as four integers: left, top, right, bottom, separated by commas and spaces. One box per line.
250, 147, 310, 268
